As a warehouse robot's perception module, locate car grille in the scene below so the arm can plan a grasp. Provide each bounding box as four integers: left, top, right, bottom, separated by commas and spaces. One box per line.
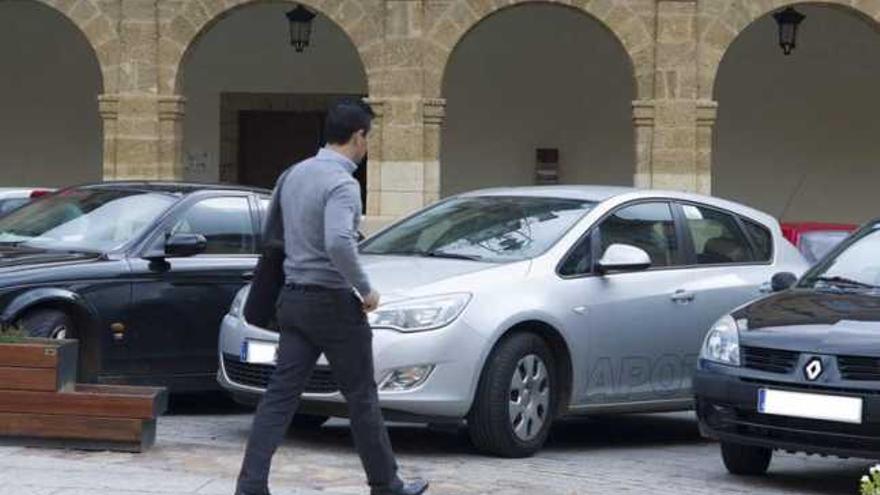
741, 346, 800, 374
837, 355, 880, 381
222, 353, 340, 393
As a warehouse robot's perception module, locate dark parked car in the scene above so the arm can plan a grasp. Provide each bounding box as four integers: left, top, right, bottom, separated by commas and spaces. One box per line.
695, 219, 880, 474
0, 182, 270, 392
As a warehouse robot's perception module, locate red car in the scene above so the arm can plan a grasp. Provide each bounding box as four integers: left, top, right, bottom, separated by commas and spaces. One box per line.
781, 222, 857, 264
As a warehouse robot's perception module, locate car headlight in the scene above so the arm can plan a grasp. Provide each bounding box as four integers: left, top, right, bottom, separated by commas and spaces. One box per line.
229, 285, 250, 318
700, 314, 743, 366
368, 293, 471, 332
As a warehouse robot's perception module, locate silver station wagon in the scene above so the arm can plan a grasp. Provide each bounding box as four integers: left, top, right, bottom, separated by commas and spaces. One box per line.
218, 186, 808, 457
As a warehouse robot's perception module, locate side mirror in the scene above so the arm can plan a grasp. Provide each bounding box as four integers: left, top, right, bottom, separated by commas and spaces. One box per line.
357, 231, 365, 242
771, 272, 798, 292
165, 233, 207, 258
597, 244, 652, 274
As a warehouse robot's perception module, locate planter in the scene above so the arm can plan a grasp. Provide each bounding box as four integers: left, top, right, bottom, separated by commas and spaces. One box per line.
0, 339, 167, 452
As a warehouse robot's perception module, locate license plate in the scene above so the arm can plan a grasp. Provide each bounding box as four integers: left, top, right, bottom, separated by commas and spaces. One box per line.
758, 388, 863, 424
241, 340, 277, 365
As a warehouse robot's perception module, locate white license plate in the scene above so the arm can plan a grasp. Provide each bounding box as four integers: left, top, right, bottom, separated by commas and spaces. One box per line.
758, 388, 863, 424
242, 340, 277, 364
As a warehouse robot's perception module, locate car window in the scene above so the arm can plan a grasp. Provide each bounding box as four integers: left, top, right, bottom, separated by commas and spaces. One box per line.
171, 197, 256, 255
599, 202, 679, 268
361, 196, 596, 263
743, 219, 773, 262
799, 230, 850, 264
559, 234, 592, 276
0, 198, 28, 215
681, 204, 753, 265
801, 225, 880, 289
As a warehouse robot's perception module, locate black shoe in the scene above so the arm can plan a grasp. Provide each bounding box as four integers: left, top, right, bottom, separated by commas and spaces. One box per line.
234, 490, 270, 495
372, 479, 429, 495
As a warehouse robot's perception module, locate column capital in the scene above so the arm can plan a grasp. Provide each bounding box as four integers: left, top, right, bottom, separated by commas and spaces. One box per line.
696, 100, 719, 127
158, 96, 187, 122
364, 96, 387, 118
98, 94, 120, 120
632, 99, 656, 127
423, 98, 447, 126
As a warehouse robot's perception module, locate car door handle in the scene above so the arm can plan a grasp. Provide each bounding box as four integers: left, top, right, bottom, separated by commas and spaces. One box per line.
671, 289, 695, 304
242, 271, 255, 281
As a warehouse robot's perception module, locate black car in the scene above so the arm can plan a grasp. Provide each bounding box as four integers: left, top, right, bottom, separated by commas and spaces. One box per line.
0, 182, 271, 392
695, 219, 880, 475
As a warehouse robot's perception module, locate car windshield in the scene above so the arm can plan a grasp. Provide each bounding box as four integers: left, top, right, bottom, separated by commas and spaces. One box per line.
798, 230, 850, 264
0, 188, 177, 253
360, 196, 596, 263
800, 224, 880, 291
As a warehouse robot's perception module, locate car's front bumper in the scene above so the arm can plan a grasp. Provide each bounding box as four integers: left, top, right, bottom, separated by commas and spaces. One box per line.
217, 313, 487, 422
694, 362, 880, 459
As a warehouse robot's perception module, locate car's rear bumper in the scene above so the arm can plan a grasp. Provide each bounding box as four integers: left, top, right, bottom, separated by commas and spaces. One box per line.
694, 365, 880, 460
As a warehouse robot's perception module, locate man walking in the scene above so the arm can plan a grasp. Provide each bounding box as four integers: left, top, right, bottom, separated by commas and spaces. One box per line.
235, 100, 429, 495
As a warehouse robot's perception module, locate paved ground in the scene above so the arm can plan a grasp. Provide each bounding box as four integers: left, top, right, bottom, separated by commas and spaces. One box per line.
0, 394, 872, 495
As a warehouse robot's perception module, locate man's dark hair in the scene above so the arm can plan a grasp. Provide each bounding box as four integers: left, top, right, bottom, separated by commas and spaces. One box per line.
324, 99, 375, 145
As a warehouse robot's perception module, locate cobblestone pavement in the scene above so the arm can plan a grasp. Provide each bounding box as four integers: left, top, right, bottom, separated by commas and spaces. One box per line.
0, 395, 871, 495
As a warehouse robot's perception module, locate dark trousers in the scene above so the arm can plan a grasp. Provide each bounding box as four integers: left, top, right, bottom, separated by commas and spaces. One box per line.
237, 286, 401, 494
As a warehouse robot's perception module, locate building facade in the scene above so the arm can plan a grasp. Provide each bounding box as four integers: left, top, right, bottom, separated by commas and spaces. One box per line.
2, 0, 880, 226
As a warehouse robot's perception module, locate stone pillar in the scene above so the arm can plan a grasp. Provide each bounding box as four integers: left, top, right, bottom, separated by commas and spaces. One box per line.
632, 100, 656, 188
105, 0, 164, 180
423, 98, 445, 205
98, 95, 120, 179
695, 100, 718, 195
650, 0, 699, 192
364, 96, 386, 217
158, 96, 186, 180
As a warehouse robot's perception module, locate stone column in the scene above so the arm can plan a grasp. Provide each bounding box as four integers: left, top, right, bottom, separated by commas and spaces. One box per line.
158, 96, 186, 180
650, 0, 699, 192
695, 100, 718, 195
98, 94, 120, 179
422, 98, 445, 205
364, 96, 386, 217
107, 0, 163, 180
632, 100, 656, 188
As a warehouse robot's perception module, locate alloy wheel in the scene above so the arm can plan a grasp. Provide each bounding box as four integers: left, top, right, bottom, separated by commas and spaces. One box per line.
508, 354, 550, 441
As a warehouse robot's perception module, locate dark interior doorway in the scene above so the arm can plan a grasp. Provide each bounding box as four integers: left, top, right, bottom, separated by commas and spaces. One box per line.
237, 110, 367, 207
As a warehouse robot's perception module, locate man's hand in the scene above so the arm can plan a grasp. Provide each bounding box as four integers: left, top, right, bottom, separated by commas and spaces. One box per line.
362, 290, 381, 313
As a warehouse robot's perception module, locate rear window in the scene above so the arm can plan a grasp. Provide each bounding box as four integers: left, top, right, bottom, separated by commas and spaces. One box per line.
681, 204, 753, 265
743, 219, 773, 262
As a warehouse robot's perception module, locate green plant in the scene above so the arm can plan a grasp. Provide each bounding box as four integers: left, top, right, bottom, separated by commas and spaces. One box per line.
0, 323, 27, 343
861, 465, 880, 495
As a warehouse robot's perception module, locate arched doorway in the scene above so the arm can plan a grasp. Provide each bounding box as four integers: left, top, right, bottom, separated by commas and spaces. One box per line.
713, 4, 880, 224
0, 0, 103, 187
440, 3, 636, 196
178, 2, 369, 191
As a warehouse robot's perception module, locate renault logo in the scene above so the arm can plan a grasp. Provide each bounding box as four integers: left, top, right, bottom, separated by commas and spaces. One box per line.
804, 358, 824, 381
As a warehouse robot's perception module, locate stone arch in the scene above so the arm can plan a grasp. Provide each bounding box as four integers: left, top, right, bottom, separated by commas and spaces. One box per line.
30, 0, 117, 93
699, 0, 880, 99
162, 0, 382, 95
426, 0, 653, 100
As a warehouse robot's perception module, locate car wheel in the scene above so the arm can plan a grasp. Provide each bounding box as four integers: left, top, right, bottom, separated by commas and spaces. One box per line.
468, 333, 556, 458
721, 441, 772, 475
18, 308, 74, 340
288, 414, 329, 431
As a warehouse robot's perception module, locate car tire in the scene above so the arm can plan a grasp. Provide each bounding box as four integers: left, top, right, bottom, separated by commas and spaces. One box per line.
288, 414, 329, 431
468, 332, 556, 458
721, 441, 772, 475
18, 308, 74, 339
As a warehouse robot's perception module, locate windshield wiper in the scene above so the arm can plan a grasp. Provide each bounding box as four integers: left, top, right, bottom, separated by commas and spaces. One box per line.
424, 250, 483, 261
813, 276, 878, 290
371, 249, 482, 261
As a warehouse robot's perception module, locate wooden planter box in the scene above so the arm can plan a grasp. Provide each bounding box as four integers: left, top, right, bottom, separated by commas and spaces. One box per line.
0, 339, 167, 452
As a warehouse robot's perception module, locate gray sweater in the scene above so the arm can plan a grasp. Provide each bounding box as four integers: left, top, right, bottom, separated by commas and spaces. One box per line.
270, 148, 372, 296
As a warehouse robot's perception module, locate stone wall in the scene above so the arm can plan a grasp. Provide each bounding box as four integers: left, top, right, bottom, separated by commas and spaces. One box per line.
20, 0, 880, 222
